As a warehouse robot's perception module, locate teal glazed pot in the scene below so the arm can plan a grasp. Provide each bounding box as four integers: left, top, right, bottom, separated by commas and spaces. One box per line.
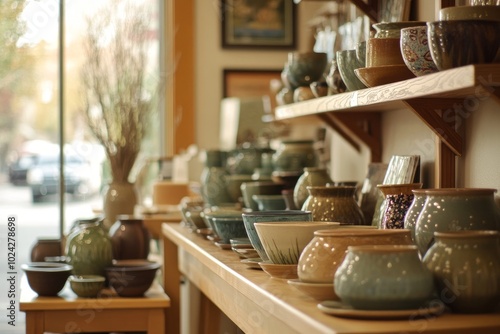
65, 221, 113, 277
211, 216, 248, 244
403, 189, 427, 242
423, 230, 500, 313
241, 210, 313, 262
200, 166, 232, 207
240, 181, 285, 211
272, 140, 317, 173
335, 245, 435, 310
414, 188, 500, 256
293, 168, 334, 210
301, 186, 365, 224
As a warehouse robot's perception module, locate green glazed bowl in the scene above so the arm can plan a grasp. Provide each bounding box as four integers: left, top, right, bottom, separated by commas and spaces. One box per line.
69, 275, 106, 298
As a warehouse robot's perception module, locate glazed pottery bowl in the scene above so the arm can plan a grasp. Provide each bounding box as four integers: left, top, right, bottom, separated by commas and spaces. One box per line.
400, 26, 439, 76
310, 80, 329, 98
293, 86, 316, 102
258, 261, 298, 279
68, 275, 106, 298
241, 210, 313, 262
105, 260, 160, 297
200, 208, 243, 238
366, 38, 405, 67
211, 216, 248, 244
254, 221, 340, 264
372, 21, 426, 38
336, 50, 367, 92
225, 174, 254, 203
252, 194, 287, 211
185, 210, 208, 230
240, 181, 285, 211
21, 262, 73, 296
354, 64, 415, 87
179, 196, 205, 229
297, 228, 413, 285
439, 5, 500, 21
427, 20, 500, 71
334, 245, 435, 310
287, 52, 328, 87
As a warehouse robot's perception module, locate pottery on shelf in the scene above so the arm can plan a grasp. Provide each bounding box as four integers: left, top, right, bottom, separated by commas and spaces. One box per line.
293, 168, 333, 210
403, 189, 427, 242
272, 140, 317, 173
414, 188, 500, 256
334, 245, 435, 310
30, 237, 62, 262
109, 215, 151, 260
377, 183, 423, 229
103, 181, 138, 230
423, 230, 500, 314
301, 186, 365, 225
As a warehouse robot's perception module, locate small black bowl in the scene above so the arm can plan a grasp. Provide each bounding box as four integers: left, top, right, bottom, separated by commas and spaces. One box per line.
105, 260, 160, 297
21, 262, 73, 296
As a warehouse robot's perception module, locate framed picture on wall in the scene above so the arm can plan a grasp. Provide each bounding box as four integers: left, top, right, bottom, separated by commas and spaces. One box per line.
220, 0, 297, 49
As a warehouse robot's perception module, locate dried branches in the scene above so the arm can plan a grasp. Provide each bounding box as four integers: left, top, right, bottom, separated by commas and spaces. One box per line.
81, 0, 157, 183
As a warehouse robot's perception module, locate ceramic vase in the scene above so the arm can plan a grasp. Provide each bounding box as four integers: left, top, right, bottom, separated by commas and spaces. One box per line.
415, 188, 500, 256
403, 189, 427, 242
109, 215, 151, 260
103, 181, 138, 230
272, 140, 317, 172
200, 166, 232, 207
293, 168, 333, 210
377, 183, 423, 229
302, 186, 365, 224
298, 228, 413, 285
335, 244, 435, 310
30, 238, 62, 262
65, 221, 113, 276
423, 230, 500, 313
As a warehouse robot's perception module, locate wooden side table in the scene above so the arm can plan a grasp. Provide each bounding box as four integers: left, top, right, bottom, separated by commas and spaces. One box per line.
20, 277, 170, 334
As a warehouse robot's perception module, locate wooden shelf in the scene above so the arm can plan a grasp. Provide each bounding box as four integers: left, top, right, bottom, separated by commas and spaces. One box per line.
275, 64, 500, 187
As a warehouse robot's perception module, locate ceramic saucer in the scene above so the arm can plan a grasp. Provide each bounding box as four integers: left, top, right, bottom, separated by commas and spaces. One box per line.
317, 300, 446, 320
241, 258, 263, 270
287, 279, 338, 301
232, 247, 259, 259
214, 241, 231, 250
258, 261, 298, 279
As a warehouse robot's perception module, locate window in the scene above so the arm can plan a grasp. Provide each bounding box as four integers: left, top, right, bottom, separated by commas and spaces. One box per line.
0, 0, 163, 306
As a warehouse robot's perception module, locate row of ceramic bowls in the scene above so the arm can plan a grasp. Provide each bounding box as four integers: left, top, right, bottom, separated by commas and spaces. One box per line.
340, 6, 500, 90
22, 259, 161, 298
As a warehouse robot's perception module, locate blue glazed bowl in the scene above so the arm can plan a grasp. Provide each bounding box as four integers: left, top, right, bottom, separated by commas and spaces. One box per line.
211, 216, 248, 244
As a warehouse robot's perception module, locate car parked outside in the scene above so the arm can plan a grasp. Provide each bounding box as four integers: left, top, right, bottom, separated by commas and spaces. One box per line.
8, 153, 39, 186
27, 150, 102, 203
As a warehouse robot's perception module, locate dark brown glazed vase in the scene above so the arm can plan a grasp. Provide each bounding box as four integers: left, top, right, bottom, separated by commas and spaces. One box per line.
109, 215, 151, 260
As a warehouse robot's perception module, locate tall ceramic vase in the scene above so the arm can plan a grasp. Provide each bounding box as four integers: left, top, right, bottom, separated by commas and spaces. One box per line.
377, 183, 423, 229
103, 181, 138, 230
65, 221, 113, 277
109, 215, 151, 260
293, 168, 333, 210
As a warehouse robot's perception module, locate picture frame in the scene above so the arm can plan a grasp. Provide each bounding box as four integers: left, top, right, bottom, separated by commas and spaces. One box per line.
220, 0, 297, 49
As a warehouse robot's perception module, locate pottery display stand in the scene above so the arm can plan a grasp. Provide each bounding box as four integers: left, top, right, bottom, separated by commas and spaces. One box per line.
20, 276, 170, 334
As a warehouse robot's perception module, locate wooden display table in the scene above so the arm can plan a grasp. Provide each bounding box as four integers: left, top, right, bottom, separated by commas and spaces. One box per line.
161, 222, 500, 334
20, 278, 170, 334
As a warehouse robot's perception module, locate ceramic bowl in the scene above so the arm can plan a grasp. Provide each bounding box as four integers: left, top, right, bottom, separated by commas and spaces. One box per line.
354, 65, 415, 88
241, 210, 313, 262
200, 208, 243, 239
105, 260, 160, 297
287, 52, 328, 87
21, 262, 73, 296
372, 21, 426, 38
287, 279, 337, 301
252, 194, 287, 211
334, 245, 435, 310
225, 174, 254, 203
293, 86, 316, 102
68, 275, 106, 298
427, 20, 500, 71
240, 181, 285, 211
325, 59, 347, 95
366, 38, 405, 67
400, 26, 439, 76
258, 261, 298, 279
185, 210, 207, 230
336, 50, 367, 92
297, 228, 413, 284
310, 80, 329, 98
211, 216, 248, 244
439, 5, 500, 21
254, 221, 340, 264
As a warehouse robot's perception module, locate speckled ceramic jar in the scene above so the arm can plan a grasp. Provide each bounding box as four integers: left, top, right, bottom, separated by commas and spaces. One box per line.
65, 221, 113, 277
377, 183, 423, 229
302, 186, 365, 224
335, 245, 435, 310
298, 228, 413, 285
403, 189, 427, 242
293, 168, 333, 210
415, 188, 500, 256
423, 230, 500, 313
